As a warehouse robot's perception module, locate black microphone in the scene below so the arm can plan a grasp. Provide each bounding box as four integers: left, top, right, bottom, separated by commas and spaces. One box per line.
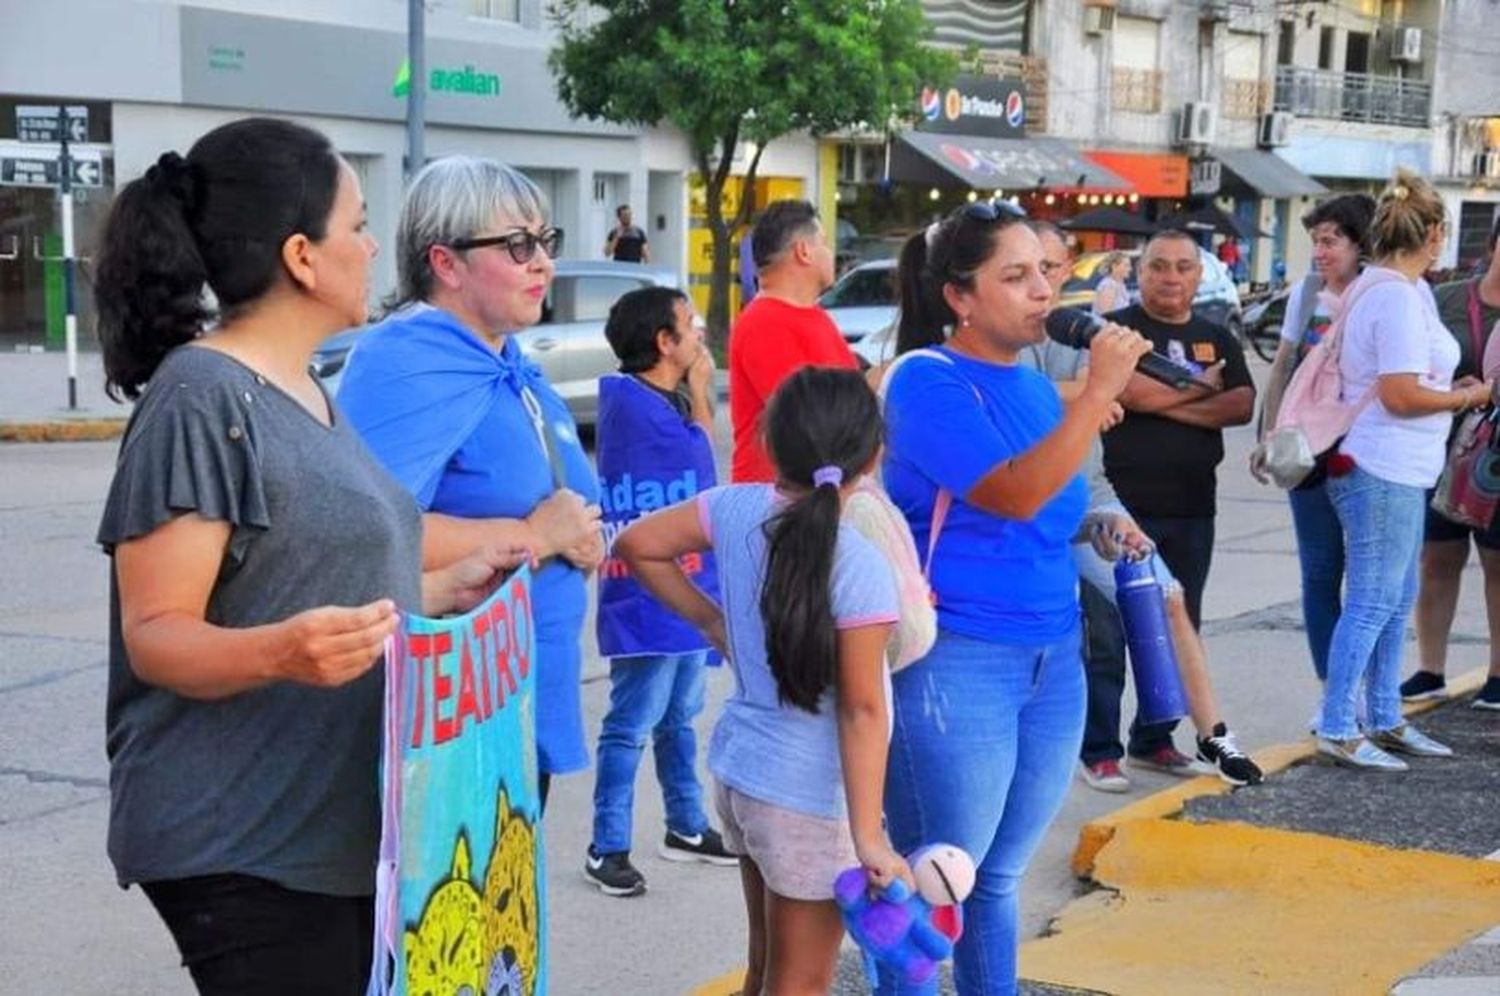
1044, 308, 1216, 392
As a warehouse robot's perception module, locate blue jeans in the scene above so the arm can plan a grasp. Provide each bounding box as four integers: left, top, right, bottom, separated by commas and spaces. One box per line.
877, 628, 1086, 996
1288, 483, 1344, 681
590, 652, 710, 854
1318, 468, 1423, 739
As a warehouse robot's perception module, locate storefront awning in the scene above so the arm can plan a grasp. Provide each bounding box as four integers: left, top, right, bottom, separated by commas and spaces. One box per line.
1274, 135, 1430, 181
892, 132, 1131, 192
1213, 147, 1327, 198
1084, 151, 1189, 198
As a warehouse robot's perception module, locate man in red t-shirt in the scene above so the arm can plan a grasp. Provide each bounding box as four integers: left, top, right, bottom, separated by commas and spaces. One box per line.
728, 200, 857, 481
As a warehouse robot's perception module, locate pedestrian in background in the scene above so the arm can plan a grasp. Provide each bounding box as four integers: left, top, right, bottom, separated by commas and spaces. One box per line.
92, 118, 521, 994
584, 286, 735, 898
1100, 229, 1256, 776
618, 367, 910, 996
728, 199, 857, 482
1254, 194, 1376, 690
605, 203, 650, 263
1091, 251, 1131, 316
1314, 170, 1492, 770
338, 156, 604, 807
882, 203, 1149, 994
1402, 214, 1500, 711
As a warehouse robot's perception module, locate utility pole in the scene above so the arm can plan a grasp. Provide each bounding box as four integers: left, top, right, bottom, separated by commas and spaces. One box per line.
58, 105, 78, 411
406, 0, 426, 180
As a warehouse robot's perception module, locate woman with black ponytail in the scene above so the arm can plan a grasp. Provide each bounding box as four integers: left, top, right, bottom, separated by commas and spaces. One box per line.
617, 367, 912, 995
879, 203, 1152, 996
93, 118, 521, 993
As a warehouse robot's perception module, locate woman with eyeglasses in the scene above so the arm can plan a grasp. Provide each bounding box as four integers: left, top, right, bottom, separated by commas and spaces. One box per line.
878, 202, 1150, 995
338, 156, 604, 807
92, 119, 524, 992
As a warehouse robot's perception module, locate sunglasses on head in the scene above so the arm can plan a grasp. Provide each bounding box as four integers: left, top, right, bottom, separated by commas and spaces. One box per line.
450, 226, 564, 264
956, 200, 1027, 223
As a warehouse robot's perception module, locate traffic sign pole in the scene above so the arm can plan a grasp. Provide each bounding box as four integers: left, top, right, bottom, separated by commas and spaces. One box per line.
58, 106, 78, 411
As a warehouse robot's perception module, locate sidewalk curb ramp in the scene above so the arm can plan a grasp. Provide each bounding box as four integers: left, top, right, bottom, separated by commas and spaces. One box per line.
0, 418, 126, 443
1023, 668, 1500, 995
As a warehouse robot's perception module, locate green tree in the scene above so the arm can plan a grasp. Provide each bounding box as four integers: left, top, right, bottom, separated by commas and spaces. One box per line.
549, 0, 954, 344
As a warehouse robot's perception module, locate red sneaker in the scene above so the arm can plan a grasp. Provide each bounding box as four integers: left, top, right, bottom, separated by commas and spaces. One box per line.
1127, 746, 1207, 778
1079, 759, 1131, 793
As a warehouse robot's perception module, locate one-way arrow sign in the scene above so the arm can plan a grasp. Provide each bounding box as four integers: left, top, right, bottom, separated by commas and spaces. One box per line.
0, 153, 104, 189
16, 105, 89, 144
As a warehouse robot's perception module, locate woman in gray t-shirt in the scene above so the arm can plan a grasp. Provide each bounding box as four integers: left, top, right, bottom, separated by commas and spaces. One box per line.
93, 118, 522, 994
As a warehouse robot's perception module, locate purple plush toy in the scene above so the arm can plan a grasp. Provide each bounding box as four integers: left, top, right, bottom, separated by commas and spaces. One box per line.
833, 844, 976, 985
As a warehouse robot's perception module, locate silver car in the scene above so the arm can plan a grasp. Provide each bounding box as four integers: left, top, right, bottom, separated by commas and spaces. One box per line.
313, 260, 680, 427
820, 258, 898, 344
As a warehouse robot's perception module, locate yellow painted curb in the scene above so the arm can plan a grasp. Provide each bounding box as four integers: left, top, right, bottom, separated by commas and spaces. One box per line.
1070, 665, 1493, 878
690, 968, 744, 996
0, 419, 126, 442
1024, 819, 1500, 996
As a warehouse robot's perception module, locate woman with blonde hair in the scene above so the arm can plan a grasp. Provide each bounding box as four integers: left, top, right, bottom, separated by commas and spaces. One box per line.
1314, 169, 1493, 770
1091, 251, 1132, 315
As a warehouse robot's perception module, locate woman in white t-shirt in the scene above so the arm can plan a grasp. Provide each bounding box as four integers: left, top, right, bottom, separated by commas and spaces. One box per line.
1315, 171, 1493, 770
1091, 252, 1132, 315
1253, 195, 1375, 688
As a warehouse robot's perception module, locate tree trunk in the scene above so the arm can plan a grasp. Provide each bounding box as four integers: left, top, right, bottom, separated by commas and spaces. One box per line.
704, 171, 733, 353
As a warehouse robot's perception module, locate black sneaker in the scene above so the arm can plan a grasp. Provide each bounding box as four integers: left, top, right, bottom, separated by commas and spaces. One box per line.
1399, 671, 1447, 702
659, 828, 738, 866
1195, 724, 1263, 787
1473, 676, 1500, 712
583, 846, 646, 897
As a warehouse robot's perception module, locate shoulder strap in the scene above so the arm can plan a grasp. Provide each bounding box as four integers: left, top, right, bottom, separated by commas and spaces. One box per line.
1468, 280, 1486, 362
1326, 268, 1409, 411
1285, 272, 1324, 347
519, 383, 568, 491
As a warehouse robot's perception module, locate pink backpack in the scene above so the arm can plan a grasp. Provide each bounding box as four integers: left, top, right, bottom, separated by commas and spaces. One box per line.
1256, 268, 1405, 489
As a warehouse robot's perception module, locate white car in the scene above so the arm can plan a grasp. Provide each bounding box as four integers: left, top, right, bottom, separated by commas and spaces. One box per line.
820, 259, 898, 344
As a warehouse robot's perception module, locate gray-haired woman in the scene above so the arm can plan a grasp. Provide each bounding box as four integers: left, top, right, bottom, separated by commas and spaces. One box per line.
338, 156, 603, 806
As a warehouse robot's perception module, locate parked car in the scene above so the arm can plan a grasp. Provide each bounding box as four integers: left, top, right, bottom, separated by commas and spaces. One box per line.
819, 258, 898, 344
312, 260, 681, 426
1059, 248, 1243, 338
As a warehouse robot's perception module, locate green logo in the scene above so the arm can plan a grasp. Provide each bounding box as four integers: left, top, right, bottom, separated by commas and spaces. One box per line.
392, 57, 500, 99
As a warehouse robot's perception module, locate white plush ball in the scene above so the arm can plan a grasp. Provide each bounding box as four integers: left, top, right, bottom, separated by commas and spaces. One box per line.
909, 843, 976, 906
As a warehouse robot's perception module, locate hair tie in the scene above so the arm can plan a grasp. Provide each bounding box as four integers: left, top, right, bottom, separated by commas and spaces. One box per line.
812, 465, 844, 489
924, 220, 943, 250
1390, 184, 1410, 202
145, 151, 203, 215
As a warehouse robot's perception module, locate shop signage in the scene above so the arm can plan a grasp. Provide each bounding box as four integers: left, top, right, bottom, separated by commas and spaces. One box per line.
1190, 158, 1222, 196
15, 106, 89, 145
392, 57, 502, 99
917, 75, 1025, 140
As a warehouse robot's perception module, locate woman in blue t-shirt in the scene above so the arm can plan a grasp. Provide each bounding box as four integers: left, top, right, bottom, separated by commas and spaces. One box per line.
617, 368, 910, 995
879, 204, 1150, 996
339, 157, 604, 804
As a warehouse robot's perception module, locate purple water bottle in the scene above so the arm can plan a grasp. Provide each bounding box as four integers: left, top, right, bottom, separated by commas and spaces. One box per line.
1113, 556, 1188, 725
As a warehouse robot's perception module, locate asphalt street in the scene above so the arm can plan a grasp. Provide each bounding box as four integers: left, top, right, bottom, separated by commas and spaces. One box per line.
2, 359, 1495, 994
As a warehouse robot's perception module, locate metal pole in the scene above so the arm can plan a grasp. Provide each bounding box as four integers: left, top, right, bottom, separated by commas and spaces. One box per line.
59, 106, 78, 411
405, 0, 425, 180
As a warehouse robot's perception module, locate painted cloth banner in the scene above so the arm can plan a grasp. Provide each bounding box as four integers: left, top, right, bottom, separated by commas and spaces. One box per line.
595, 374, 720, 658
370, 566, 546, 996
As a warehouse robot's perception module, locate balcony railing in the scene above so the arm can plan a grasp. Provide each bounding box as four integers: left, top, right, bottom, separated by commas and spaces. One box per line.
1274, 66, 1431, 128
1112, 67, 1164, 114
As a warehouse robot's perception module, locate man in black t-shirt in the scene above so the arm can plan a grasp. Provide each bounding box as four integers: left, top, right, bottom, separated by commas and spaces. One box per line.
1103, 229, 1256, 630
604, 204, 650, 264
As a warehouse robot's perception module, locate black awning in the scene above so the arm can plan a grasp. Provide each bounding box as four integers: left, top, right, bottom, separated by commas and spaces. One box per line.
892, 131, 1131, 191
1214, 148, 1328, 198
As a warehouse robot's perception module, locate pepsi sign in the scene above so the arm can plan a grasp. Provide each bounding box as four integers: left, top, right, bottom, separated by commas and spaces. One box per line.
914, 75, 1026, 139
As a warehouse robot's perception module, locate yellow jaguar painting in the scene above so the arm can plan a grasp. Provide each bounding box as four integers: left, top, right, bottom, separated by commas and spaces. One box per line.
404, 785, 539, 996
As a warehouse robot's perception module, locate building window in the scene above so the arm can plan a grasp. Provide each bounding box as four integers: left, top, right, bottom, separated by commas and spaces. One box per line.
1112, 16, 1162, 114
471, 0, 519, 21
1344, 31, 1370, 75
1318, 26, 1337, 70
1223, 30, 1266, 121
1277, 21, 1295, 66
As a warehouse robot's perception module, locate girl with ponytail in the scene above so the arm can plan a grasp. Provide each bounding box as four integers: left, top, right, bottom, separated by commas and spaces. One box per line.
617, 366, 912, 994
93, 118, 522, 991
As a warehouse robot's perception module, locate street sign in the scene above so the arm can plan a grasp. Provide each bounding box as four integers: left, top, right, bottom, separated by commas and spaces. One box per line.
16, 105, 89, 144
0, 153, 104, 189
1190, 158, 1222, 196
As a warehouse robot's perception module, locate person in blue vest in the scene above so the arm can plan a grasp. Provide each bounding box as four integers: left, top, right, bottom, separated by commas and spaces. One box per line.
585, 286, 736, 896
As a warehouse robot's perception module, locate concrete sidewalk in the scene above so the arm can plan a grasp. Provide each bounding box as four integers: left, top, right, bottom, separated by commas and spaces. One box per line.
0, 350, 132, 440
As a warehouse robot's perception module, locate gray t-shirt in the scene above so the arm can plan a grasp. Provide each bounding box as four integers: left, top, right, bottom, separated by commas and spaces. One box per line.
1016, 339, 1118, 509
97, 346, 423, 896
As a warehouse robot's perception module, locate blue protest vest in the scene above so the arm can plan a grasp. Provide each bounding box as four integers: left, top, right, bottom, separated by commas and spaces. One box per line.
595, 375, 721, 658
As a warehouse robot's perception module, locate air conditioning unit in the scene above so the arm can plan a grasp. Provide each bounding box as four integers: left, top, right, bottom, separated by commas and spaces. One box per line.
1390, 27, 1422, 63
1475, 151, 1500, 180
1258, 111, 1292, 148
1177, 102, 1218, 146
1084, 5, 1115, 35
